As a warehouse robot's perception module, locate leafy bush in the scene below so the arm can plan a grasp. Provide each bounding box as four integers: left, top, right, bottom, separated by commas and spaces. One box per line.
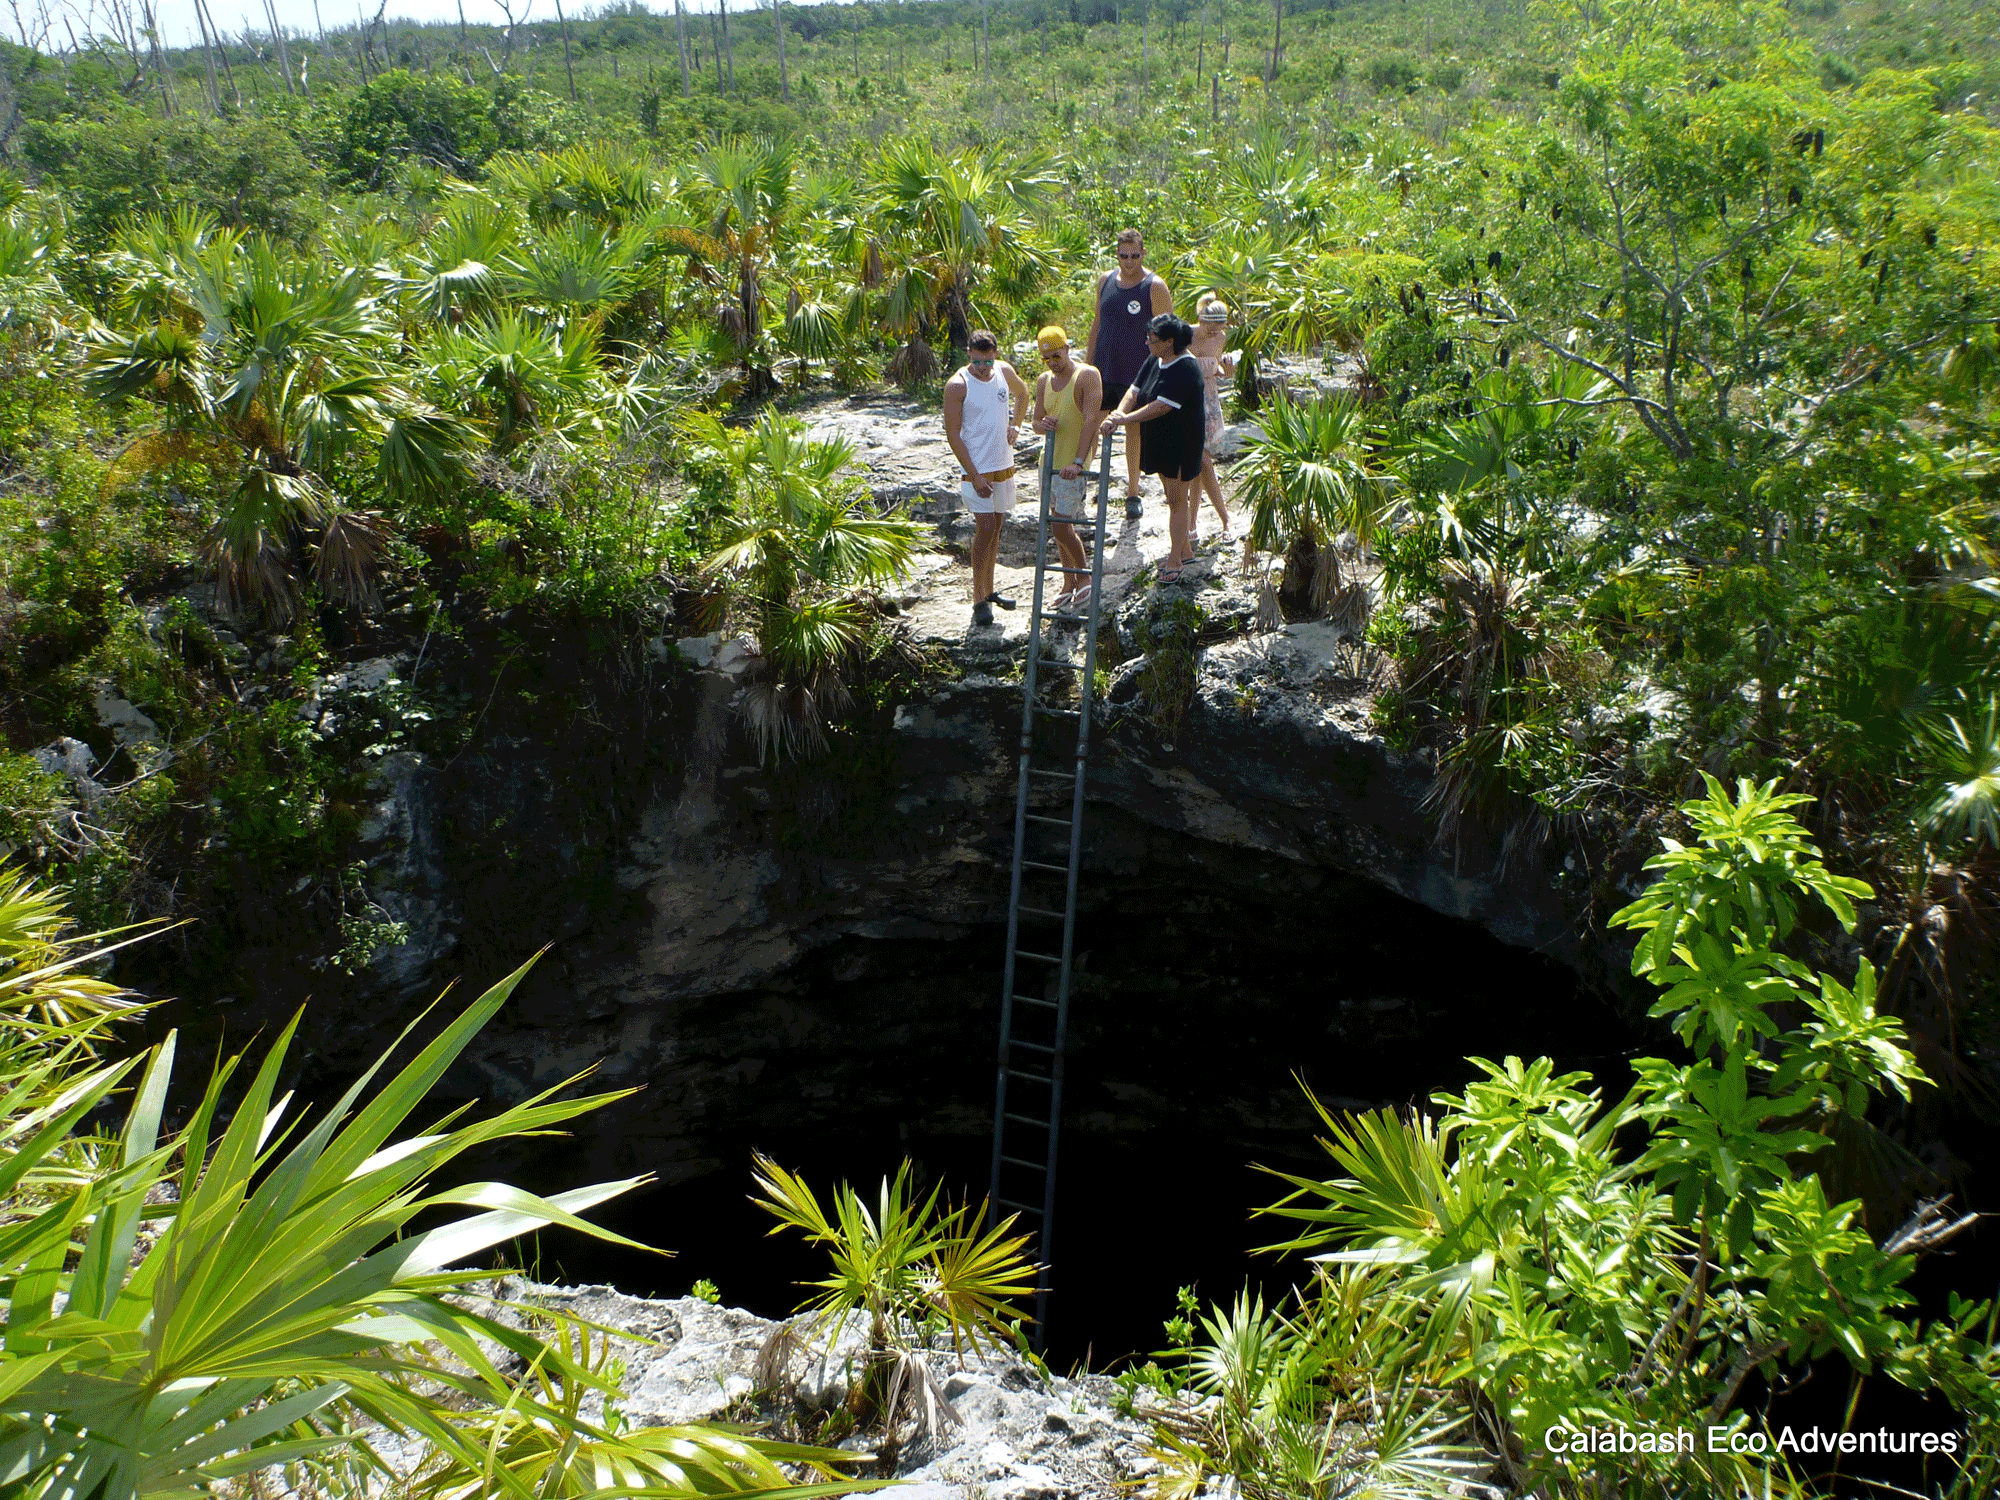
0, 871, 868, 1499
1364, 55, 1422, 95
1144, 779, 1997, 1498
18, 113, 323, 252
333, 69, 504, 187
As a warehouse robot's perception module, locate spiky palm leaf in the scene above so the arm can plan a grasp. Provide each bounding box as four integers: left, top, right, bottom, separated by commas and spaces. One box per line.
1237, 396, 1393, 588
0, 950, 673, 1500
1920, 697, 2000, 849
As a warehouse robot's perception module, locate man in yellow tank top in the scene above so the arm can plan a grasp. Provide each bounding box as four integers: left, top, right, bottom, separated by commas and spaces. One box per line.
1029, 326, 1104, 610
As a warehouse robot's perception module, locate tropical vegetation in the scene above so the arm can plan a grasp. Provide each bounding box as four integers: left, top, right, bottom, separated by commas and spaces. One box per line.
0, 871, 873, 1497
2, 0, 1998, 1491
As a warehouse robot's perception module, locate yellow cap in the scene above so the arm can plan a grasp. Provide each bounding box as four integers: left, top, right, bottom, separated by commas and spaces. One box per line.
1036, 325, 1069, 352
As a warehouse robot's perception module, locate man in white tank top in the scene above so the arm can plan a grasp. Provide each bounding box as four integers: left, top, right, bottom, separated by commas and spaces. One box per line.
943, 329, 1029, 629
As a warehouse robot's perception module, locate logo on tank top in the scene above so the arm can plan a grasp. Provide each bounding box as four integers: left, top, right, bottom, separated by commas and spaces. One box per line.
1126, 299, 1141, 314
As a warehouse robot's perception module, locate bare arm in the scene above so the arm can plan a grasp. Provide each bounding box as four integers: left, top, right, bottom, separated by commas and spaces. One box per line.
1072, 366, 1105, 469
1032, 371, 1054, 433
1151, 277, 1173, 317
1107, 398, 1172, 426
1001, 362, 1030, 427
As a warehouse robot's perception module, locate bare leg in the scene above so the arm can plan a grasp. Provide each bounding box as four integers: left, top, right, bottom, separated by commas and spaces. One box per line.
1199, 452, 1230, 533
972, 512, 1002, 605
1123, 428, 1143, 499
1164, 478, 1195, 571
1052, 521, 1088, 601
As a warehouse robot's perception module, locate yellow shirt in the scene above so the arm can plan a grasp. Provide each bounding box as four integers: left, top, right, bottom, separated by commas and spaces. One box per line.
1044, 370, 1086, 466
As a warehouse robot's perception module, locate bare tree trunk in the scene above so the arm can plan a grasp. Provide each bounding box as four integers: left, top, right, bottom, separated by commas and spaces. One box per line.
193, 0, 222, 110
1266, 0, 1279, 81
770, 0, 788, 102
673, 0, 689, 95
709, 7, 722, 88
980, 0, 988, 82
720, 0, 734, 93
264, 0, 296, 92
1141, 0, 1148, 88
553, 0, 576, 99
139, 0, 175, 113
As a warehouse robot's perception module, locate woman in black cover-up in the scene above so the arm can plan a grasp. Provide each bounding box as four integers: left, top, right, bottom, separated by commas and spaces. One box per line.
1105, 314, 1204, 580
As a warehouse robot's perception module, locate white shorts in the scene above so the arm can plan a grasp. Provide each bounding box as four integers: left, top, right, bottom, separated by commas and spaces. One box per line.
1046, 472, 1087, 521
962, 476, 1018, 514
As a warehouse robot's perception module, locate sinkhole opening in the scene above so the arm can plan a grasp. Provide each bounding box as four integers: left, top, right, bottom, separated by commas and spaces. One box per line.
515, 874, 1624, 1369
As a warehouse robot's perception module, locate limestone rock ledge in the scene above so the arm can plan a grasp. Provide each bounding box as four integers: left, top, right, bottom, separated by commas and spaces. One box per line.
465, 1280, 1162, 1500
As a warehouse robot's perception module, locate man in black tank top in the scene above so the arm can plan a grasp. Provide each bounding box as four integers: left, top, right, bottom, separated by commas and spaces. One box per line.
1085, 228, 1173, 520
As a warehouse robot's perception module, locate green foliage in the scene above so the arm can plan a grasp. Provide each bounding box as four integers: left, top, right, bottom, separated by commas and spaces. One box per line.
751, 1154, 1037, 1434
19, 113, 323, 253
0, 872, 872, 1500
1138, 780, 1990, 1498
333, 69, 503, 188
691, 409, 924, 760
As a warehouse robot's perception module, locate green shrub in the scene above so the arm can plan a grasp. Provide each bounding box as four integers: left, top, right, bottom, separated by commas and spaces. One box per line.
1363, 55, 1422, 94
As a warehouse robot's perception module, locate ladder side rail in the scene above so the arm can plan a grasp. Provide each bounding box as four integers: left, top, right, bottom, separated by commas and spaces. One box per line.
990, 432, 1062, 1226
1030, 426, 1114, 1345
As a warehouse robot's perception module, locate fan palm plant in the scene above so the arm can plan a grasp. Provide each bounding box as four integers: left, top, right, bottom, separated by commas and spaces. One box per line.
486, 143, 663, 232
1237, 395, 1392, 626
1919, 696, 2000, 850
1182, 234, 1362, 407
87, 238, 477, 622
691, 411, 924, 761
751, 1155, 1037, 1436
504, 216, 646, 331
399, 195, 519, 327
866, 137, 1060, 378
652, 137, 801, 394
424, 310, 606, 452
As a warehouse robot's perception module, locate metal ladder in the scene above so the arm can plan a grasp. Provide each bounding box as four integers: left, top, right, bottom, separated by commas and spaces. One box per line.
988, 426, 1116, 1350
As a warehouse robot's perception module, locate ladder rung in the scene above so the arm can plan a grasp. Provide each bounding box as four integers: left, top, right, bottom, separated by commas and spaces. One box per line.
1034, 706, 1080, 719
1017, 905, 1063, 919
996, 1198, 1045, 1215
1000, 1154, 1045, 1171
1005, 1112, 1049, 1127
1010, 1039, 1058, 1054
1011, 993, 1058, 1008
1025, 813, 1071, 828
1035, 658, 1082, 670
1028, 768, 1074, 779
1035, 559, 1090, 573
1021, 859, 1070, 874
1006, 1068, 1053, 1083
1013, 949, 1061, 963
1048, 611, 1089, 622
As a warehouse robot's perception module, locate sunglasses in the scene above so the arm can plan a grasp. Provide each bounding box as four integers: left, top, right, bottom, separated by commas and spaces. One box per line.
1116, 251, 1143, 260
970, 356, 996, 366
1039, 346, 1069, 357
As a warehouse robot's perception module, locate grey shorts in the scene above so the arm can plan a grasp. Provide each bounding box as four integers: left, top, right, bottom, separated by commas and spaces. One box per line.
1047, 472, 1087, 521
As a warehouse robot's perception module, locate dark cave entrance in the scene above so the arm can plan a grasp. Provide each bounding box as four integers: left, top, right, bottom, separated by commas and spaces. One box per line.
526, 868, 1625, 1370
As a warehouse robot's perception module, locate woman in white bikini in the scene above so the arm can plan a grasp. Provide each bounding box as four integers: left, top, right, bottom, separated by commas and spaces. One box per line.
1191, 293, 1236, 539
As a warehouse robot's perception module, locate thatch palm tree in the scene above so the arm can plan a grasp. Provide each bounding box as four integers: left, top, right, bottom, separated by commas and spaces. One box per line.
866, 138, 1060, 382
653, 137, 800, 395
690, 410, 925, 761
1183, 233, 1363, 407
1237, 394, 1392, 626
423, 311, 606, 452
87, 237, 476, 622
